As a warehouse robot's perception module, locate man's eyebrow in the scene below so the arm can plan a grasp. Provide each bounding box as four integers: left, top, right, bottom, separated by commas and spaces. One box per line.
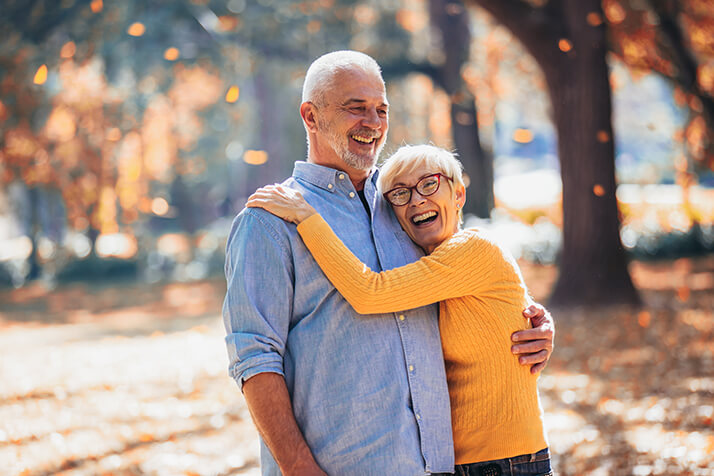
341, 99, 389, 107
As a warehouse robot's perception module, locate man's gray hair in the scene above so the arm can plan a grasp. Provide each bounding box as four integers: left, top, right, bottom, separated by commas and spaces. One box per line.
302, 50, 384, 107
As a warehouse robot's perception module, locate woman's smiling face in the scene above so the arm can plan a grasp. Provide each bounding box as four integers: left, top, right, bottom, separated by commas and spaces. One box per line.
389, 168, 465, 254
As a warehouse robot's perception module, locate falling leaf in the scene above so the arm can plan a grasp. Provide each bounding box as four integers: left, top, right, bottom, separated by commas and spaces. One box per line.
677, 286, 691, 302
604, 0, 626, 24
90, 0, 103, 13
597, 130, 610, 142
558, 39, 573, 52
225, 85, 240, 103
33, 65, 48, 85
593, 184, 606, 196
60, 41, 76, 59
586, 12, 603, 26
637, 311, 651, 328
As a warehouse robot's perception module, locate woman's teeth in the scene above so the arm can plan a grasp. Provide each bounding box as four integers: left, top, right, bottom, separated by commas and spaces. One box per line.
412, 211, 437, 225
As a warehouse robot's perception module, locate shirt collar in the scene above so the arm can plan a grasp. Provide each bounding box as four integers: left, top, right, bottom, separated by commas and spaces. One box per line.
293, 161, 379, 193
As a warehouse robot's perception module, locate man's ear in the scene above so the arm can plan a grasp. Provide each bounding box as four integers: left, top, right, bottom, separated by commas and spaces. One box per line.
300, 102, 319, 133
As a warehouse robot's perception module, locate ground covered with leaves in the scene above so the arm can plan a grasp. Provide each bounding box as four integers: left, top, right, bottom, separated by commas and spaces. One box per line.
1, 256, 712, 475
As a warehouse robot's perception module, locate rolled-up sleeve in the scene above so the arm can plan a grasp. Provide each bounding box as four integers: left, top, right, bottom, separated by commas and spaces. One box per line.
222, 209, 294, 390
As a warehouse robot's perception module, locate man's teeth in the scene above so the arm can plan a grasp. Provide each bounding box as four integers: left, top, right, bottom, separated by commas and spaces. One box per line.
351, 135, 375, 144
412, 211, 437, 224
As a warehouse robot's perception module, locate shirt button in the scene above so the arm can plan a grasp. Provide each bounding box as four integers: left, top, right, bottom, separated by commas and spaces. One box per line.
409, 365, 414, 372
415, 414, 421, 420
399, 314, 405, 321
338, 173, 345, 180
349, 192, 356, 198
328, 184, 333, 189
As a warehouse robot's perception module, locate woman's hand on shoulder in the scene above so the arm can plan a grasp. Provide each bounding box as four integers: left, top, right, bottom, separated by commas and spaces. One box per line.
246, 184, 317, 224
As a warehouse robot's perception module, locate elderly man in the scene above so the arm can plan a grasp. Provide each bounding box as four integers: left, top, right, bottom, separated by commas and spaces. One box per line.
223, 50, 554, 476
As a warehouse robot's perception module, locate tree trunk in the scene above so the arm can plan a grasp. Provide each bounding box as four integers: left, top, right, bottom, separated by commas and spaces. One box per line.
472, 0, 640, 306
430, 0, 493, 218
544, 2, 639, 306
27, 186, 42, 281
450, 99, 493, 217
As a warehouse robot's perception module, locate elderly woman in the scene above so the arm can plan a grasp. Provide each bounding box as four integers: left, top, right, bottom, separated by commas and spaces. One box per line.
247, 144, 552, 476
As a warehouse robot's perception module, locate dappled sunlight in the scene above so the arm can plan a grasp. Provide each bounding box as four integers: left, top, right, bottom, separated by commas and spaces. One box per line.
0, 1, 712, 474
1, 259, 711, 474
95, 233, 138, 259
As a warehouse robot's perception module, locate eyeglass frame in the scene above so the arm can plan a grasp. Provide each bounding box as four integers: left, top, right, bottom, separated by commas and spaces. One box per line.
382, 173, 453, 206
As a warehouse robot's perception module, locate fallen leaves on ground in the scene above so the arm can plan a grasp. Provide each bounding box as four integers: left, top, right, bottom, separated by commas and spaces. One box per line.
0, 257, 712, 475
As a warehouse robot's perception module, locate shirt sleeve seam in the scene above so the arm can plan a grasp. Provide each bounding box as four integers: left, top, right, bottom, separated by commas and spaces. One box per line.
244, 208, 292, 263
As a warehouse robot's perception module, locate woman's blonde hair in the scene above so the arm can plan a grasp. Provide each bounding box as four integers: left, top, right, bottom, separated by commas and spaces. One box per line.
378, 144, 466, 222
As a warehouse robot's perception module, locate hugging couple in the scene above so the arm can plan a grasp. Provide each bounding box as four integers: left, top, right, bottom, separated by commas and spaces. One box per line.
223, 50, 555, 476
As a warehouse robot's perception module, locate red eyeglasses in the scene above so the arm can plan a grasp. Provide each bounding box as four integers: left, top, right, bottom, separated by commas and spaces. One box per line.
383, 173, 453, 206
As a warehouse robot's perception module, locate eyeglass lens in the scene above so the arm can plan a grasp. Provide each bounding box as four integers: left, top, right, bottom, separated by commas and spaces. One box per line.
387, 174, 441, 205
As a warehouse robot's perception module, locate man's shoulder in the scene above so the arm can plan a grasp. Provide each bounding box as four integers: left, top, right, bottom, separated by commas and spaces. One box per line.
226, 205, 296, 258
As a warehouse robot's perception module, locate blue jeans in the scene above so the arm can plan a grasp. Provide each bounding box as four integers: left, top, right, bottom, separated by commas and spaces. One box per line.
433, 448, 553, 476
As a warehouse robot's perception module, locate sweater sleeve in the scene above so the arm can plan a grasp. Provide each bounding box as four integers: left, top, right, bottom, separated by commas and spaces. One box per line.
296, 214, 506, 315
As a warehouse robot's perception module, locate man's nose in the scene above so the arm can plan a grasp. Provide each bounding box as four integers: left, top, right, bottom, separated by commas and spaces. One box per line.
361, 108, 381, 128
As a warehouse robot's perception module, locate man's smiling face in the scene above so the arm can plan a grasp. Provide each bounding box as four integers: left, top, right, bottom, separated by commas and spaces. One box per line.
313, 68, 389, 171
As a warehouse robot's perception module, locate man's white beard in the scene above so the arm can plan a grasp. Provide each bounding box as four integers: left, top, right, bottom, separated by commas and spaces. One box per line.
319, 118, 385, 171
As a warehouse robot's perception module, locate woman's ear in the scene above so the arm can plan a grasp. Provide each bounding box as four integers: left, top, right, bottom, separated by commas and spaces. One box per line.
455, 184, 466, 209
300, 102, 319, 133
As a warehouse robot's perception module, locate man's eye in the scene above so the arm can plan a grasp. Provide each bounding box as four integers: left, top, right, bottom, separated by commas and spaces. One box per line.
378, 109, 388, 116
350, 106, 366, 113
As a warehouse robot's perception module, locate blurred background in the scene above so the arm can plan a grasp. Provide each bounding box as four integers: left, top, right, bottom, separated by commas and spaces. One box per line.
0, 0, 712, 475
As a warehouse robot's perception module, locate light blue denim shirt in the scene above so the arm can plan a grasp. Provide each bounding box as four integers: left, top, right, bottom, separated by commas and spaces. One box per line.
223, 161, 454, 475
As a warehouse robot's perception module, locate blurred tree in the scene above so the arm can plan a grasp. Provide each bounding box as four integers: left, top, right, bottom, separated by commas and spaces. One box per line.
605, 0, 713, 243
605, 0, 713, 170
470, 0, 641, 306
0, 0, 238, 272
429, 0, 493, 218
378, 0, 493, 217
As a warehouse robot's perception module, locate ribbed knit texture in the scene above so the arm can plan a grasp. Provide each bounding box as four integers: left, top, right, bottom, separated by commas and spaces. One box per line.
297, 214, 547, 464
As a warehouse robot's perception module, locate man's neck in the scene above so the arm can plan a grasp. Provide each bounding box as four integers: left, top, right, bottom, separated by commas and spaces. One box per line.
350, 174, 369, 191
307, 156, 371, 191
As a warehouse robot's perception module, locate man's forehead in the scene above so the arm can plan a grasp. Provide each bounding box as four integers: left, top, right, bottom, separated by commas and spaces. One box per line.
326, 68, 387, 100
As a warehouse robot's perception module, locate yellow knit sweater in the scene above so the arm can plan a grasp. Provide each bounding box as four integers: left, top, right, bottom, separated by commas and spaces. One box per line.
296, 214, 547, 464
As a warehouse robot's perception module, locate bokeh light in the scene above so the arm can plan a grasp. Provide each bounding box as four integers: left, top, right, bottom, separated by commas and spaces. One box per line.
243, 150, 268, 165
151, 197, 170, 216
513, 128, 534, 143
127, 22, 146, 37
164, 47, 180, 61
